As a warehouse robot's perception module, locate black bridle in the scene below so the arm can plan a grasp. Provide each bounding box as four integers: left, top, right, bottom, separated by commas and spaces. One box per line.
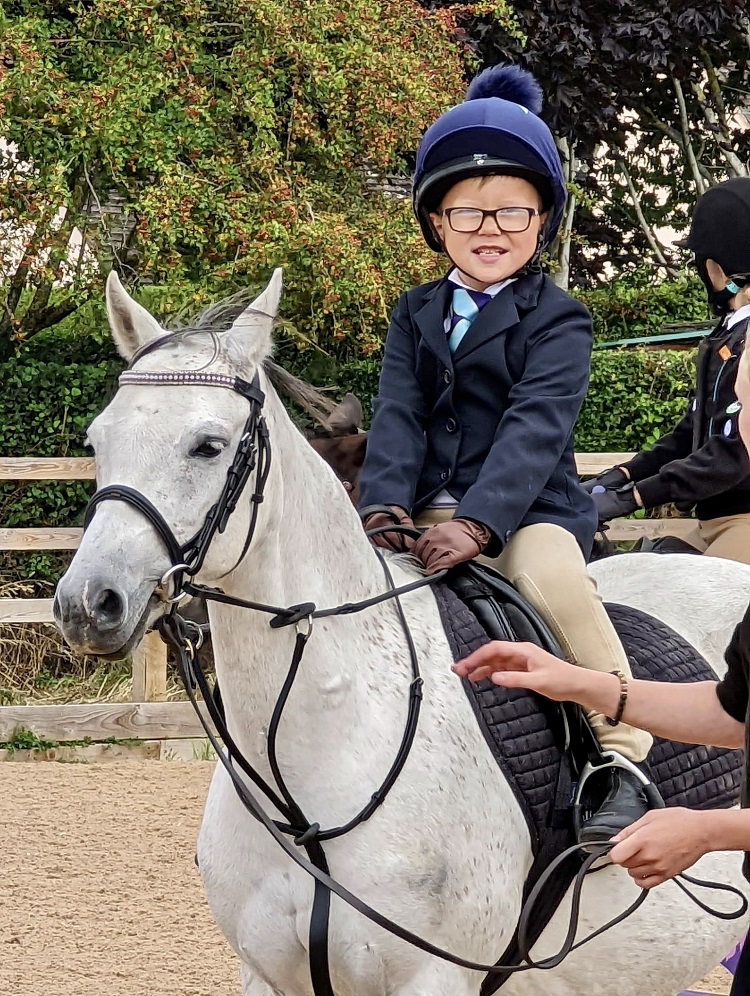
85, 368, 270, 599
84, 352, 747, 996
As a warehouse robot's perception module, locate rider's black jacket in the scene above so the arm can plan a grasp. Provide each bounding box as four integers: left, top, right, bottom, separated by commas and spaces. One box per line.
623, 314, 750, 520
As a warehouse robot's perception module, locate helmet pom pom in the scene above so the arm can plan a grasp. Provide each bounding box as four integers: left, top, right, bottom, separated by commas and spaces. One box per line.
465, 64, 544, 116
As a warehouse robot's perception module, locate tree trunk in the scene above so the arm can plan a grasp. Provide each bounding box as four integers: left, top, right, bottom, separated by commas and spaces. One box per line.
671, 76, 708, 194
551, 135, 577, 290
693, 54, 748, 178
617, 158, 680, 278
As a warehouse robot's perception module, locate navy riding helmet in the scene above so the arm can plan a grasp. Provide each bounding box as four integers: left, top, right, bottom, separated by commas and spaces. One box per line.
413, 64, 567, 253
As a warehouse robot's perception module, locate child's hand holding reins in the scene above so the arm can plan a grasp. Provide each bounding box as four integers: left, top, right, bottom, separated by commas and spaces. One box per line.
413, 518, 491, 574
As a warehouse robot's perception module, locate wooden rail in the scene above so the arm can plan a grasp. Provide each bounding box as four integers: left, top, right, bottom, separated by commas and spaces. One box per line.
1, 456, 167, 715
0, 456, 96, 480
0, 701, 215, 742
0, 453, 686, 550
0, 451, 692, 744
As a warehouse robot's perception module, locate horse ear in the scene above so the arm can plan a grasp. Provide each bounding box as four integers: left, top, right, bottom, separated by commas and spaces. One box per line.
248, 267, 283, 318
224, 268, 283, 369
106, 271, 164, 361
328, 393, 363, 435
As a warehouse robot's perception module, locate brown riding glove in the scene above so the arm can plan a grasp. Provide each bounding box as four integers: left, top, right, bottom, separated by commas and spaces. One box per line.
413, 518, 492, 575
363, 506, 417, 552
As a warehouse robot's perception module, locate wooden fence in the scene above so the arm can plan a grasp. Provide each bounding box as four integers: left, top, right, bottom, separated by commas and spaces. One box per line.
0, 456, 214, 744
0, 453, 691, 745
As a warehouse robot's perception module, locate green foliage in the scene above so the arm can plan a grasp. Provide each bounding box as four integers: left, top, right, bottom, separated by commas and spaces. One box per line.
577, 349, 695, 451
2, 727, 56, 752
0, 349, 119, 525
0, 273, 702, 594
286, 341, 697, 455
0, 315, 120, 586
577, 273, 710, 344
0, 0, 486, 358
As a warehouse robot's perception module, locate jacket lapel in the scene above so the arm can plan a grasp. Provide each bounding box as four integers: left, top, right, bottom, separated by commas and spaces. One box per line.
414, 278, 453, 369
414, 271, 544, 366
451, 285, 518, 362
452, 271, 543, 362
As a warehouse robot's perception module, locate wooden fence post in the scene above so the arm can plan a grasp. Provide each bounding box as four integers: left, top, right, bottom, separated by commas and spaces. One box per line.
131, 632, 168, 702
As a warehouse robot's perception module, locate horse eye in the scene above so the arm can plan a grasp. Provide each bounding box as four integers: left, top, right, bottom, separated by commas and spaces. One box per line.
191, 439, 226, 459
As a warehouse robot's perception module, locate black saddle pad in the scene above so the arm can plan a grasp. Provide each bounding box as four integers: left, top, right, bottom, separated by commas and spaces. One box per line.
434, 567, 742, 994
436, 582, 741, 844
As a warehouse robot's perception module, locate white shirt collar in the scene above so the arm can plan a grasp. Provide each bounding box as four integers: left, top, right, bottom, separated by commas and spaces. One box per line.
726, 303, 750, 329
447, 268, 516, 299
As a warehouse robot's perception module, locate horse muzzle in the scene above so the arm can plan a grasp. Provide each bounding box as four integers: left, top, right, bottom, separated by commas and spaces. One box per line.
53, 573, 153, 658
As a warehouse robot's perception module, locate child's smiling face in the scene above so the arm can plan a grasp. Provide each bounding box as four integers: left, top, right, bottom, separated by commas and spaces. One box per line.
430, 175, 546, 291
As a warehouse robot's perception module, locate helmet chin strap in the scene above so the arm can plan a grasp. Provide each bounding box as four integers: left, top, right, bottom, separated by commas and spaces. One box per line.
695, 257, 748, 316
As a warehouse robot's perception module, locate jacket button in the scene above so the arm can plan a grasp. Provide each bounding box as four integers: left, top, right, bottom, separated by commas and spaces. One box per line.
504, 530, 512, 543
445, 418, 457, 432
440, 471, 450, 481
443, 370, 452, 384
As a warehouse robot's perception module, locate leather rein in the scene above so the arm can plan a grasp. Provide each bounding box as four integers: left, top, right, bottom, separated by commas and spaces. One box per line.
84, 346, 747, 995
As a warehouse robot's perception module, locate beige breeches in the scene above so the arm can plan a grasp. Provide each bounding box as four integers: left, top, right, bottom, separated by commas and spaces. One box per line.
415, 511, 653, 761
683, 512, 750, 564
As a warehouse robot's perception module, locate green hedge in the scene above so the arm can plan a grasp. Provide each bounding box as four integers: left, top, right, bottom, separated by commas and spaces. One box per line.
577, 274, 709, 344
324, 350, 695, 452
0, 342, 120, 587
0, 343, 696, 534
577, 349, 694, 450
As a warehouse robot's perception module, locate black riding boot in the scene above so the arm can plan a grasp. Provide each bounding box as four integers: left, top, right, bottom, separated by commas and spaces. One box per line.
577, 767, 650, 846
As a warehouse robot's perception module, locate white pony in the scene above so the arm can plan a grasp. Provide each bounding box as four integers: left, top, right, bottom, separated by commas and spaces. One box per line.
55, 271, 749, 996
592, 552, 750, 674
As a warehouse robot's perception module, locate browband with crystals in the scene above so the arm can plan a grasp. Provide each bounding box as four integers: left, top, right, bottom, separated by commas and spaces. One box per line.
119, 370, 239, 390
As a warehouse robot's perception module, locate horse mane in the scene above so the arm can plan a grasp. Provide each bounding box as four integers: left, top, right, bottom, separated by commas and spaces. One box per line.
164, 289, 337, 432
262, 359, 337, 432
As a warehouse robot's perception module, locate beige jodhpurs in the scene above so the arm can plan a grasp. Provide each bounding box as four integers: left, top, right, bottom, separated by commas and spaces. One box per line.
683, 512, 750, 564
415, 511, 653, 762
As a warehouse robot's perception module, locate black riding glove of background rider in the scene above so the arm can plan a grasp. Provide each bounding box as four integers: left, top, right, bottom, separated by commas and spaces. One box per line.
591, 481, 640, 524
581, 467, 628, 494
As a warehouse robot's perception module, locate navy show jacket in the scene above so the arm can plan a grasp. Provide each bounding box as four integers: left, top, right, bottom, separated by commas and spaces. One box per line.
358, 271, 598, 556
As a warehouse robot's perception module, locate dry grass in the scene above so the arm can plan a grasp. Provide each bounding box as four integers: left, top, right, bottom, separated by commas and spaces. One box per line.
0, 579, 188, 705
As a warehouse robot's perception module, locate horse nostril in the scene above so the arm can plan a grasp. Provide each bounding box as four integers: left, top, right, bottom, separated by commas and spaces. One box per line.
94, 588, 125, 625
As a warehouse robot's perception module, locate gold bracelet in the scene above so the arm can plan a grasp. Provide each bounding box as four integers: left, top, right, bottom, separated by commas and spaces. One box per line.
605, 670, 628, 726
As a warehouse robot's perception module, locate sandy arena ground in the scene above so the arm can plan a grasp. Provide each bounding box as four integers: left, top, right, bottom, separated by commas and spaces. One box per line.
0, 761, 733, 996
1, 762, 237, 996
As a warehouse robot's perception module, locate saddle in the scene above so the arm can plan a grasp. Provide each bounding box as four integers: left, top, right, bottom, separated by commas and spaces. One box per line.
438, 561, 742, 995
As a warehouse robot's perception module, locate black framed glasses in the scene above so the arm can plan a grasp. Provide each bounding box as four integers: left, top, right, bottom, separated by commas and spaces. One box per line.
442, 206, 541, 234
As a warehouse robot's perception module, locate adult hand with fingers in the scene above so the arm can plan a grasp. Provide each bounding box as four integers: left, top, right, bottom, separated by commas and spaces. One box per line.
609, 808, 713, 889
452, 640, 580, 701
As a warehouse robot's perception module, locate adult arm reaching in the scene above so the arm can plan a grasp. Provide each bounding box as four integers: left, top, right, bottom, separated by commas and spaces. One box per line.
451, 640, 744, 748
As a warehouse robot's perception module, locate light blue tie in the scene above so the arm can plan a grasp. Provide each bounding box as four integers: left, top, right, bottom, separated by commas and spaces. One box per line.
448, 287, 492, 353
